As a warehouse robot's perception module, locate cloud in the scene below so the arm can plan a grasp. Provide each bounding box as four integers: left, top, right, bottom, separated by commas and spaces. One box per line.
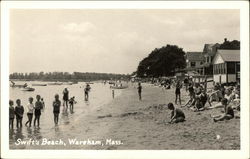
59, 22, 96, 34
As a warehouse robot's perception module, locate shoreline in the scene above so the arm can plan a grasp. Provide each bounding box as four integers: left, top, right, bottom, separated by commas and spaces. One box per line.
10, 83, 240, 150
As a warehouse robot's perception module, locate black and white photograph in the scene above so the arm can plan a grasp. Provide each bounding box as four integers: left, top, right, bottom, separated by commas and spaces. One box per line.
1, 1, 249, 159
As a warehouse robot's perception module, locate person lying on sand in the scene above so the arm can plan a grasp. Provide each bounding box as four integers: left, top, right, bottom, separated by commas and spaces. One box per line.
167, 103, 185, 124
211, 98, 234, 122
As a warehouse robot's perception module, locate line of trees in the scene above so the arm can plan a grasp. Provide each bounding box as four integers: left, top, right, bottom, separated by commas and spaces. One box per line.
9, 72, 130, 81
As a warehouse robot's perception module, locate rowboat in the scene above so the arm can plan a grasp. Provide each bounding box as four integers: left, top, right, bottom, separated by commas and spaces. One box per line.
110, 85, 128, 89
22, 87, 35, 91
86, 82, 94, 84
47, 82, 63, 85
32, 84, 47, 86
10, 81, 28, 88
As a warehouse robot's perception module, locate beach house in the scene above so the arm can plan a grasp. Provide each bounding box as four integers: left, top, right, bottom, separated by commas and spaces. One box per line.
201, 43, 221, 75
212, 49, 240, 84
185, 52, 205, 75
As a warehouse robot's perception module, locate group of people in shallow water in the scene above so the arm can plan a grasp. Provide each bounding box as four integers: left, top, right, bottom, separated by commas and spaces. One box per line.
136, 77, 240, 124
9, 84, 93, 129
9, 95, 45, 129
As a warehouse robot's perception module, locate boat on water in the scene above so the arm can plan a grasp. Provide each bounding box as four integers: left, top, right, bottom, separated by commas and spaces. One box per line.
62, 82, 73, 85
22, 87, 35, 91
10, 81, 28, 88
32, 84, 47, 86
110, 85, 128, 89
86, 82, 94, 84
47, 82, 63, 85
108, 81, 115, 84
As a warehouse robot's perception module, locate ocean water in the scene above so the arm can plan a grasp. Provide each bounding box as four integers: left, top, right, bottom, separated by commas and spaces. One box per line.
9, 81, 123, 149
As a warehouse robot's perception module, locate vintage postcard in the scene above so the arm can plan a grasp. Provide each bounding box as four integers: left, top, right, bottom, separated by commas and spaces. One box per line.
1, 1, 249, 159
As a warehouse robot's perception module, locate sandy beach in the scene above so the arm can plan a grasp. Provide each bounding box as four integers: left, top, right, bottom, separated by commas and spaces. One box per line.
10, 83, 240, 150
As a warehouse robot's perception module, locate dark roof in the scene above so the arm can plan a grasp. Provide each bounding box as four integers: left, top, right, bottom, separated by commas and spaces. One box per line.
186, 52, 204, 61
217, 49, 240, 62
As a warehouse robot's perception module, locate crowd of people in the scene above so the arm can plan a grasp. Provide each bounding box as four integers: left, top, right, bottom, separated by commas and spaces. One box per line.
9, 84, 91, 129
9, 78, 240, 129
135, 77, 240, 124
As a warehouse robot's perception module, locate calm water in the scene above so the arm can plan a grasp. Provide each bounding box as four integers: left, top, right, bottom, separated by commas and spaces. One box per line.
9, 81, 123, 149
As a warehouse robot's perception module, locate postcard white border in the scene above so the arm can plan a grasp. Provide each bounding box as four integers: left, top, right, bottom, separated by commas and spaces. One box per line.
1, 1, 249, 159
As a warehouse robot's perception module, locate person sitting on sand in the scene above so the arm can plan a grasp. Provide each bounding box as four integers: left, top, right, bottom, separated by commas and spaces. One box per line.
211, 98, 234, 122
182, 90, 195, 108
207, 83, 223, 107
167, 103, 185, 124
69, 96, 77, 113
207, 88, 235, 110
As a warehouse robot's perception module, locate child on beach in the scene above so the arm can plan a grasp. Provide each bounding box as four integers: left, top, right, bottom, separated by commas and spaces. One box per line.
175, 80, 182, 105
53, 94, 61, 125
137, 82, 142, 100
34, 95, 43, 127
15, 99, 24, 128
25, 97, 35, 127
69, 96, 76, 113
167, 103, 185, 124
41, 98, 45, 111
9, 100, 15, 129
63, 88, 69, 110
211, 98, 234, 122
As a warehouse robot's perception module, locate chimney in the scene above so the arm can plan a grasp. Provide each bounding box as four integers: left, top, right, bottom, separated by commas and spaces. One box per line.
224, 38, 227, 42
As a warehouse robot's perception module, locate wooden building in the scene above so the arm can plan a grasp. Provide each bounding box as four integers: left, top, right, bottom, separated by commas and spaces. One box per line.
212, 49, 240, 84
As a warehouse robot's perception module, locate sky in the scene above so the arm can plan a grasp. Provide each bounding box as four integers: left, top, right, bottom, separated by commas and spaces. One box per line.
10, 9, 240, 74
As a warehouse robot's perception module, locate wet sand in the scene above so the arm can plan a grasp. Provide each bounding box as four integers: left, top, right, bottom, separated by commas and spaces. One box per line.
10, 83, 240, 150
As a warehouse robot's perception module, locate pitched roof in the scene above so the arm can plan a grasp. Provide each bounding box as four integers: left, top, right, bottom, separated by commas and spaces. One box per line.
217, 49, 240, 62
203, 43, 221, 55
186, 52, 204, 61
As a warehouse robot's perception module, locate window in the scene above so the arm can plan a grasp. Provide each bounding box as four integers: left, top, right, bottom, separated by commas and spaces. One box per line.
227, 62, 235, 74
191, 62, 196, 67
200, 61, 203, 65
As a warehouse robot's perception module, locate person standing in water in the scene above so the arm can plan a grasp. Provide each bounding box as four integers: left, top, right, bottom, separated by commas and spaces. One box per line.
137, 82, 142, 100
69, 96, 76, 113
84, 84, 91, 101
34, 95, 43, 127
25, 97, 35, 127
9, 100, 15, 129
15, 99, 24, 128
53, 94, 61, 125
63, 88, 69, 110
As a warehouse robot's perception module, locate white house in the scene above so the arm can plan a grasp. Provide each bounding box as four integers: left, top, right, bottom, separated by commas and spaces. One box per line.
212, 49, 240, 84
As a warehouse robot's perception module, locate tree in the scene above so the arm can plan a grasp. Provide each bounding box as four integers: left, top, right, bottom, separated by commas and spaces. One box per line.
136, 44, 186, 77
219, 39, 240, 50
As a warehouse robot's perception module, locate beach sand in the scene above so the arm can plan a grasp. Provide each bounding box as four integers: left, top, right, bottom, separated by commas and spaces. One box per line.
11, 83, 240, 150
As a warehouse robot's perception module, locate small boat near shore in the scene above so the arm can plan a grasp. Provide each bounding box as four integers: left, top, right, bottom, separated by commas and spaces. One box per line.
10, 81, 28, 88
86, 82, 94, 84
47, 82, 63, 85
32, 84, 47, 86
110, 85, 128, 89
22, 87, 35, 91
